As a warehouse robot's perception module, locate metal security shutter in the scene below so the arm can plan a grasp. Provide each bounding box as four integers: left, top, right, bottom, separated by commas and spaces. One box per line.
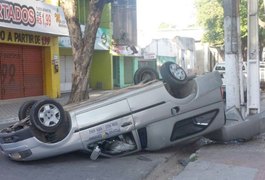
0, 44, 43, 99
22, 46, 43, 97
0, 44, 24, 99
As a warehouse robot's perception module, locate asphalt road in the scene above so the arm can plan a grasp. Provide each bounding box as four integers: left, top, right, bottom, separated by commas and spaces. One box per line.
0, 145, 192, 180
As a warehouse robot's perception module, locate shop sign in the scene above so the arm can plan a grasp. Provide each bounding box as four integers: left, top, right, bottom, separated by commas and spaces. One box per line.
111, 45, 141, 57
0, 0, 68, 36
59, 27, 111, 50
0, 30, 51, 46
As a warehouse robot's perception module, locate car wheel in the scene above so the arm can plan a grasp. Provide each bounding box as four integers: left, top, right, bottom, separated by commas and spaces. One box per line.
18, 100, 37, 120
134, 67, 159, 84
160, 62, 187, 87
30, 99, 65, 133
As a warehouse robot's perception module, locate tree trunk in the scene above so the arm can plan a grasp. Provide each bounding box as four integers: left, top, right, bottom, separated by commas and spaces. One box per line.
60, 0, 107, 104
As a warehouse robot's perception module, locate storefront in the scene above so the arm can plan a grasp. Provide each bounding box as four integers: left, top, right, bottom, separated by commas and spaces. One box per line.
59, 27, 113, 92
111, 45, 140, 88
0, 0, 68, 99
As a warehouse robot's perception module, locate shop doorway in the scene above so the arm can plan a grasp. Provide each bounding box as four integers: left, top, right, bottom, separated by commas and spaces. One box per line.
60, 56, 73, 92
0, 44, 43, 99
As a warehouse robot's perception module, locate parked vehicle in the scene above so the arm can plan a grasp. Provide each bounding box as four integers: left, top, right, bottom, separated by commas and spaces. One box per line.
213, 62, 247, 100
260, 62, 265, 90
0, 62, 225, 161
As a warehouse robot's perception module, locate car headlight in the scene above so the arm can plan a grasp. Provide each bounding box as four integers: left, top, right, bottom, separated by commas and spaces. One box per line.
9, 149, 32, 161
9, 152, 22, 160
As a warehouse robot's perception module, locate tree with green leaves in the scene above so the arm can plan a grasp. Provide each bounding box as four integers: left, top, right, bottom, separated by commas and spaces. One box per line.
195, 0, 265, 60
59, 0, 114, 104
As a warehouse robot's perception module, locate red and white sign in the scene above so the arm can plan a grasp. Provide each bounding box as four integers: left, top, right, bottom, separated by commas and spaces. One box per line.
0, 0, 68, 36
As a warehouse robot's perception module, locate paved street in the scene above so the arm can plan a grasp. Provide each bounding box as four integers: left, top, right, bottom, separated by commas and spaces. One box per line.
0, 91, 194, 180
1, 92, 265, 180
0, 150, 165, 180
0, 142, 193, 180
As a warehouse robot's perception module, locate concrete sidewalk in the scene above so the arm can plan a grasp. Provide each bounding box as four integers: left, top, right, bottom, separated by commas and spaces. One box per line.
174, 134, 265, 180
174, 94, 265, 180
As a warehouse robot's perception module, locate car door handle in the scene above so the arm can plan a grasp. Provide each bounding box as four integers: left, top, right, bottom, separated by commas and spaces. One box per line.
171, 107, 180, 116
121, 121, 132, 127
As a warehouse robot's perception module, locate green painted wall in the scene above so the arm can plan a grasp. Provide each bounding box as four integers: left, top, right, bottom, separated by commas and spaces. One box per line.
58, 3, 116, 91
133, 58, 139, 73
124, 57, 134, 85
59, 48, 72, 56
101, 4, 111, 28
77, 1, 110, 27
124, 57, 138, 86
90, 51, 113, 90
113, 56, 139, 88
59, 3, 113, 90
119, 57, 125, 87
88, 3, 112, 90
113, 56, 120, 87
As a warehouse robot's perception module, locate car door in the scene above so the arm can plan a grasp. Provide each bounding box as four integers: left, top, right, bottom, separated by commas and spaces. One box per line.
130, 72, 225, 151
73, 98, 143, 157
75, 99, 134, 144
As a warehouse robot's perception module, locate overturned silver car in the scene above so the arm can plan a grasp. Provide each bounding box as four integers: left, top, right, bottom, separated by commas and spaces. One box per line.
0, 62, 225, 161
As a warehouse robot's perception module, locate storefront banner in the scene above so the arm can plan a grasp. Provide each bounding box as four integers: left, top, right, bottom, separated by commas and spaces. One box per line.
111, 45, 141, 57
94, 28, 110, 50
0, 29, 52, 46
0, 0, 68, 36
59, 27, 111, 50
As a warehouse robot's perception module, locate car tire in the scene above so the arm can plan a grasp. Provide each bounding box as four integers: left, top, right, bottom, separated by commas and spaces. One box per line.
160, 62, 188, 87
30, 99, 65, 133
18, 100, 38, 120
134, 67, 159, 84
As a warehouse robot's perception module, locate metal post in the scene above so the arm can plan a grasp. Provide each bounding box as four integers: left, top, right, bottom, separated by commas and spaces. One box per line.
223, 0, 241, 109
247, 0, 260, 114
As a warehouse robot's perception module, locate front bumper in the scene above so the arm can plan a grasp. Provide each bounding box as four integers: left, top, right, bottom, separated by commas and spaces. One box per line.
0, 127, 33, 144
0, 125, 84, 161
0, 127, 34, 160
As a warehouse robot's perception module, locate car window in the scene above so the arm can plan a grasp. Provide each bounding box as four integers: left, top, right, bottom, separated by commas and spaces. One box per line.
215, 66, 225, 71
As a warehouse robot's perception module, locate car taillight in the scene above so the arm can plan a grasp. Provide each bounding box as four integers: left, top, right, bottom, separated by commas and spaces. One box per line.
193, 110, 218, 126
170, 110, 219, 141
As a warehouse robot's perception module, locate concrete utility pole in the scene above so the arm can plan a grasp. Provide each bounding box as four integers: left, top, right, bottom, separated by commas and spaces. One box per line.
223, 0, 241, 110
247, 0, 260, 114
